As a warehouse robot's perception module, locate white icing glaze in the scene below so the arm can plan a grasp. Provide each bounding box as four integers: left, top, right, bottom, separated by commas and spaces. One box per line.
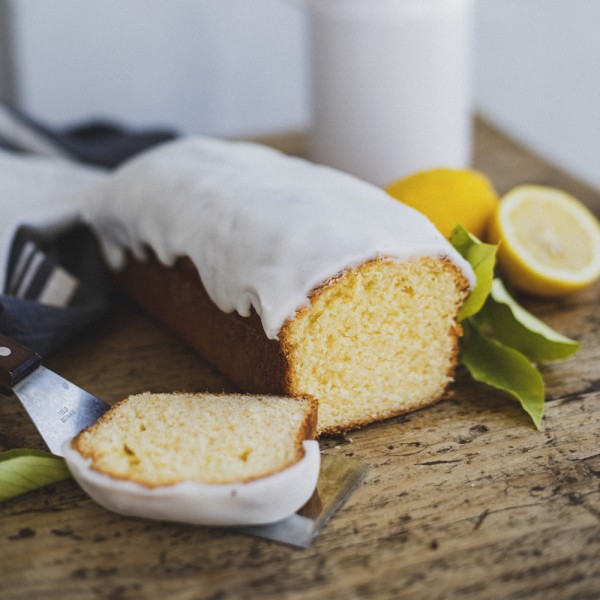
63, 439, 321, 526
86, 136, 475, 339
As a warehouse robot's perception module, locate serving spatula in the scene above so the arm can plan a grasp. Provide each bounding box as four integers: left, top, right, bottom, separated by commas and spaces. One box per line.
0, 332, 367, 547
0, 333, 109, 455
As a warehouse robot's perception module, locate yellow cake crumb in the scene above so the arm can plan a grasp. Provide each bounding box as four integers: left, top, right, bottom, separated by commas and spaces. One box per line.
72, 393, 317, 487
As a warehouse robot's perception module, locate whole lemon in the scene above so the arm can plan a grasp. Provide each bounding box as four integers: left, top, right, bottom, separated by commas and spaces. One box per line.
385, 168, 499, 239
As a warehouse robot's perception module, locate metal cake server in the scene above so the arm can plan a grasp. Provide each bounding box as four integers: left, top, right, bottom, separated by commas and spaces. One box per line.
0, 333, 109, 455
237, 452, 368, 547
0, 332, 368, 547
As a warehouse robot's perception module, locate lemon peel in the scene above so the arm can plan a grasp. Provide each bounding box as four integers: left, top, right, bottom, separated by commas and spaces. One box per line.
386, 168, 499, 239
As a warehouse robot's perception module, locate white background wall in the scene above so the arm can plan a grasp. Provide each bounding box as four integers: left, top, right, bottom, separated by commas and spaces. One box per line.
4, 0, 600, 189
473, 0, 600, 190
8, 0, 309, 137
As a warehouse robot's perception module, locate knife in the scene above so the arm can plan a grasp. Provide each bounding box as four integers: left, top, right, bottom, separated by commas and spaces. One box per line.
0, 333, 109, 456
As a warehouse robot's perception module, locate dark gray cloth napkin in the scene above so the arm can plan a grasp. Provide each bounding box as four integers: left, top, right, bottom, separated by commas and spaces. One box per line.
0, 103, 176, 355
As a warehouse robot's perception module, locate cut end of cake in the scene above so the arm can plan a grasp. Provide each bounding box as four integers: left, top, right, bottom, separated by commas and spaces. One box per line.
282, 257, 469, 435
71, 392, 318, 486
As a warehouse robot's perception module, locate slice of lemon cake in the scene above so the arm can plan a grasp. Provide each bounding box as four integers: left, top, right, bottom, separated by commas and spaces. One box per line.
64, 392, 320, 525
86, 136, 475, 435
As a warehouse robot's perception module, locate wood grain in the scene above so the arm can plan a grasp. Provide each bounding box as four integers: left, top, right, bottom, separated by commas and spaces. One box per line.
1, 119, 599, 599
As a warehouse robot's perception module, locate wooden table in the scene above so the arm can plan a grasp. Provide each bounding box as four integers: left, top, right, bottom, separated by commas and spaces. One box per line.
1, 120, 599, 599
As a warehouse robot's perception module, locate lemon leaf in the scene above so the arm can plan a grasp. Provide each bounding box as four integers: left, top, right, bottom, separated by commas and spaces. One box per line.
460, 321, 545, 429
449, 225, 498, 321
475, 279, 580, 362
0, 449, 71, 502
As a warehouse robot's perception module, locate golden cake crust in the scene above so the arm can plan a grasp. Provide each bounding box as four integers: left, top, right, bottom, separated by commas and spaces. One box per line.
114, 255, 294, 396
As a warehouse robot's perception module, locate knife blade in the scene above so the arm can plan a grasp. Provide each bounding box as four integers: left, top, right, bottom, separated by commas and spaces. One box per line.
0, 334, 109, 456
237, 452, 368, 547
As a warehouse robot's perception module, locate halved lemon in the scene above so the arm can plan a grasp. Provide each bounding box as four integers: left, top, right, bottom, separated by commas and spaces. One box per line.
488, 185, 600, 296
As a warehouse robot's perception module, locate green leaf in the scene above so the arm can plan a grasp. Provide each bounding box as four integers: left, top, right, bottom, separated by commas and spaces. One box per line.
475, 279, 580, 362
0, 449, 71, 502
449, 225, 498, 321
460, 320, 545, 429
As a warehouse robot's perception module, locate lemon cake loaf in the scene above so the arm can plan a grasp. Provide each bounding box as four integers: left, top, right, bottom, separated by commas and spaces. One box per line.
64, 392, 320, 525
86, 136, 475, 435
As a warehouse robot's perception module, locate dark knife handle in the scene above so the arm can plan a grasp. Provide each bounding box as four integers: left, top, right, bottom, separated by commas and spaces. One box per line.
0, 334, 42, 395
